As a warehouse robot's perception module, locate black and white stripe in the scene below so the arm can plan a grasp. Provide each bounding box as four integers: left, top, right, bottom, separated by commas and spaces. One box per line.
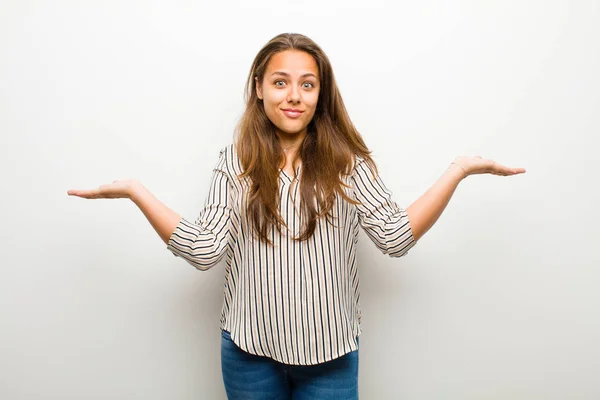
167, 144, 416, 365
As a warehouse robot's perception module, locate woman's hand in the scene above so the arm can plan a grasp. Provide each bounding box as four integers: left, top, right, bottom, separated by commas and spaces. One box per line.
451, 156, 526, 178
67, 179, 181, 245
67, 179, 142, 200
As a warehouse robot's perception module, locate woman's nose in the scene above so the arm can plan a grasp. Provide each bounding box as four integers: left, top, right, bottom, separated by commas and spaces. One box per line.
287, 85, 300, 103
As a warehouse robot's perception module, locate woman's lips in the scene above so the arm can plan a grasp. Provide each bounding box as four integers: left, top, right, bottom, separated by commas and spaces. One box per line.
282, 109, 303, 118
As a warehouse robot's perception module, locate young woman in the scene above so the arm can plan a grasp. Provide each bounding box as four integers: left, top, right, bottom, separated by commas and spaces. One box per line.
68, 33, 525, 399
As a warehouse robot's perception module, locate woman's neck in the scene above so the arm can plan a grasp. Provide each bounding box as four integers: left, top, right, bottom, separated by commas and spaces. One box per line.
276, 130, 307, 153
276, 131, 305, 173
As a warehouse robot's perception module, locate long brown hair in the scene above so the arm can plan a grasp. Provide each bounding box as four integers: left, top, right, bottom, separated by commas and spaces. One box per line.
236, 33, 376, 244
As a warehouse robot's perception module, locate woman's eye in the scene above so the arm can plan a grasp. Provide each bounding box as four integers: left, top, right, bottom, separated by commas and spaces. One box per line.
274, 80, 314, 88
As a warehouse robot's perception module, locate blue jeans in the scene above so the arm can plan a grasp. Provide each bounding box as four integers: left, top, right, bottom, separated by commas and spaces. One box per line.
221, 330, 359, 399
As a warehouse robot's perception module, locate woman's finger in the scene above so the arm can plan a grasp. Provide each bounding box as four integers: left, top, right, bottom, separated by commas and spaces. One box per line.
493, 165, 526, 175
67, 189, 91, 198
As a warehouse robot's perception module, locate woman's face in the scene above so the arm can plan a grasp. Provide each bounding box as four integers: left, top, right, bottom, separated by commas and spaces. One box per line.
256, 50, 320, 140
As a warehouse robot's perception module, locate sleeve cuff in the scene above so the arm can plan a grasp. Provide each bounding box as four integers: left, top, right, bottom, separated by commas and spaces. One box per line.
166, 217, 198, 258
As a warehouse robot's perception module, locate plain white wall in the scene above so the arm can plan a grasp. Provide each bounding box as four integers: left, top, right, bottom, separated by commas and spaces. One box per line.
1, 0, 598, 398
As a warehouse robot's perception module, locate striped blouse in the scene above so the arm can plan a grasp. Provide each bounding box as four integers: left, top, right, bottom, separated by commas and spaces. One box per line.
167, 144, 416, 365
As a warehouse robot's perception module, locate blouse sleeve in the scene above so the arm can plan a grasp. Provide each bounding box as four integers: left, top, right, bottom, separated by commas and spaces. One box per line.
166, 148, 233, 270
350, 157, 416, 257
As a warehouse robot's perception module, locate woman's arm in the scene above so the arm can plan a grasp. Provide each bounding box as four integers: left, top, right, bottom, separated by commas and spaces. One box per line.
351, 158, 417, 257
130, 182, 182, 245
406, 156, 526, 242
67, 178, 179, 244
68, 148, 235, 270
351, 155, 525, 255
165, 162, 234, 270
406, 164, 464, 242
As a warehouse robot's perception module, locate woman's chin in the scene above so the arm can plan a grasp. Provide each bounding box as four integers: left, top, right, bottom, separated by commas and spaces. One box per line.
275, 125, 308, 137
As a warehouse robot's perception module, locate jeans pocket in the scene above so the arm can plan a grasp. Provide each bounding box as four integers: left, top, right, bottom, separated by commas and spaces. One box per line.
221, 329, 232, 341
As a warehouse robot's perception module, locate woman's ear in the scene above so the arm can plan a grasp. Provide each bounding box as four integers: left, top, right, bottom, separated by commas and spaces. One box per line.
255, 77, 263, 100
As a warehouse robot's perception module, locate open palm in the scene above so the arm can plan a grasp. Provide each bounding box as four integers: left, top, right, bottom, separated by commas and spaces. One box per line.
67, 179, 140, 199
454, 156, 526, 177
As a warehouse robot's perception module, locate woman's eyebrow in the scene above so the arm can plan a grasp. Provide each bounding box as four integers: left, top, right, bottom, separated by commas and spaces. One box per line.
270, 71, 318, 79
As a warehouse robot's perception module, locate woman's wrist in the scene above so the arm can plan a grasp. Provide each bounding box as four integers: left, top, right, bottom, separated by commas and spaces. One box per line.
448, 162, 468, 180
129, 180, 146, 203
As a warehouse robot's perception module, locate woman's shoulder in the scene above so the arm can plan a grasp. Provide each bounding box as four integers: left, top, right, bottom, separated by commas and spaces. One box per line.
350, 153, 379, 181
218, 143, 236, 159
217, 143, 244, 177
352, 154, 371, 172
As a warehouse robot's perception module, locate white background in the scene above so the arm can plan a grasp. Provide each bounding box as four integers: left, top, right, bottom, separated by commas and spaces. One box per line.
1, 0, 598, 398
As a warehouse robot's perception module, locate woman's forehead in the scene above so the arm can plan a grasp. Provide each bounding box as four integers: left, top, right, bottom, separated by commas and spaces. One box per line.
266, 50, 319, 77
